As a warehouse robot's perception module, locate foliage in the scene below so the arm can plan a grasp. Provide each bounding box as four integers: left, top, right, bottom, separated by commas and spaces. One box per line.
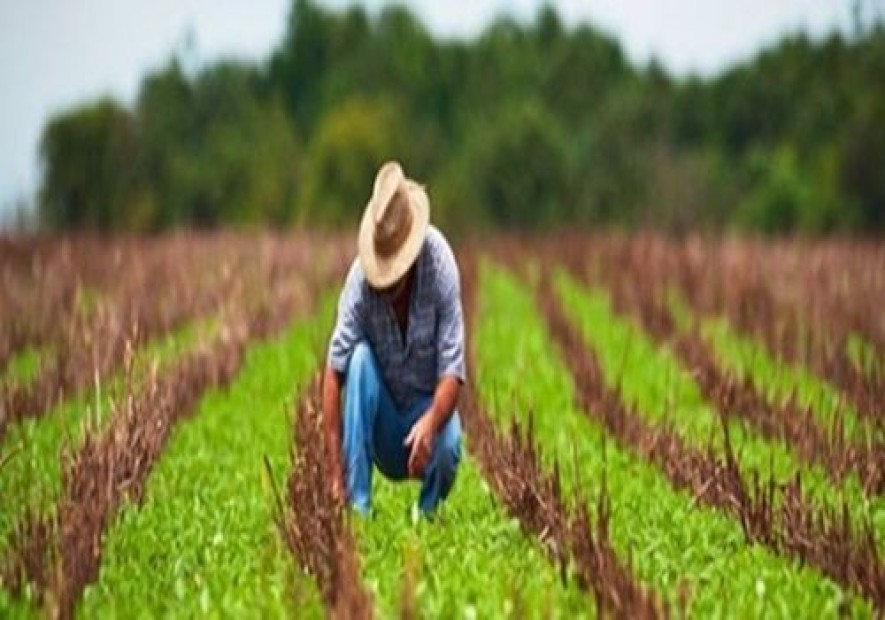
442, 100, 570, 229
555, 271, 876, 514
356, 458, 592, 617
296, 97, 402, 226
475, 262, 873, 615
39, 99, 138, 231
78, 311, 331, 617
36, 2, 885, 233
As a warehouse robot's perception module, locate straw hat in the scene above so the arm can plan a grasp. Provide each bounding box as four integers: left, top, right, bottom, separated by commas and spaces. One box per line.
358, 161, 429, 289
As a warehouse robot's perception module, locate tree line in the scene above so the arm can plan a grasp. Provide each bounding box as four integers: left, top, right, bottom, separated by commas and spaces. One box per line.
38, 0, 885, 234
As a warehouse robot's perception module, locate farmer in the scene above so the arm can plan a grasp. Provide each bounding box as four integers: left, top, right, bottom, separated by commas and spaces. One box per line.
322, 161, 465, 517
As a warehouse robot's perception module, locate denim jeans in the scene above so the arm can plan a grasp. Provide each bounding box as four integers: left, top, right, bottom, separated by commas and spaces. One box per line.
342, 342, 461, 515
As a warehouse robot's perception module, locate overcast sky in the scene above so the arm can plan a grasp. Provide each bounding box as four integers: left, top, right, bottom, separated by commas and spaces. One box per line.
0, 0, 860, 220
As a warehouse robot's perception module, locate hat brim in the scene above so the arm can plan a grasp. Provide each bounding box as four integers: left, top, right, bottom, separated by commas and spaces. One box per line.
358, 182, 429, 289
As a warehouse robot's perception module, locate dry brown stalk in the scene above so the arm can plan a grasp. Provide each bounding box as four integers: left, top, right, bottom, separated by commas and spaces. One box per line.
573, 240, 884, 497
278, 376, 372, 619
0, 238, 345, 617
461, 248, 667, 619
1, 334, 246, 618
0, 232, 350, 442
535, 267, 884, 611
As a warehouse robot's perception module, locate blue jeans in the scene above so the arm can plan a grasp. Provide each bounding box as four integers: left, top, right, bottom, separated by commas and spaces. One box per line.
342, 342, 461, 515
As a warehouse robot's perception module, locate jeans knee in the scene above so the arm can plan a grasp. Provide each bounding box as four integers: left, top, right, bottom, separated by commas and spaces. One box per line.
347, 342, 374, 379
346, 342, 381, 396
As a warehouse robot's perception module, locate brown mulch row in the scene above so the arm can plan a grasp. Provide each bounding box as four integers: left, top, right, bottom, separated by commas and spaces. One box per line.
535, 268, 884, 611
578, 245, 884, 497
461, 253, 667, 619
275, 377, 372, 620
0, 246, 342, 619
0, 233, 347, 444
1, 335, 246, 619
460, 390, 668, 618
585, 235, 883, 423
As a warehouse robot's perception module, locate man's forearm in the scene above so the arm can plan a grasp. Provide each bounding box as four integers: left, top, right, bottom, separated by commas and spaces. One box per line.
322, 364, 344, 485
428, 375, 461, 432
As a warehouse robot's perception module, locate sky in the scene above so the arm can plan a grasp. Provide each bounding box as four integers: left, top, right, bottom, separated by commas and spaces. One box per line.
0, 0, 861, 222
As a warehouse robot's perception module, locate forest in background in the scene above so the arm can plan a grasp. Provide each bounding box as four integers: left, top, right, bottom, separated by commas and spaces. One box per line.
37, 0, 885, 234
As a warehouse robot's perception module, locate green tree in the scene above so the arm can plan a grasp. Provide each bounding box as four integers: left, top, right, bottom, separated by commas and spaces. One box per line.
296, 97, 404, 227
452, 100, 569, 229
735, 146, 811, 234
839, 95, 885, 232
39, 98, 138, 230
135, 59, 193, 228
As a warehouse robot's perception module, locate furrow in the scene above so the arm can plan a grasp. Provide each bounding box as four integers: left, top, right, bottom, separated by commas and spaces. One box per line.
278, 376, 373, 619
588, 257, 883, 497
77, 300, 335, 617
538, 268, 884, 610
0, 262, 335, 617
461, 252, 666, 619
473, 259, 873, 616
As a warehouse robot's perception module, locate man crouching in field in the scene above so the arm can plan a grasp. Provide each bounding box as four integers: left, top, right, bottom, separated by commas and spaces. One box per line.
322, 161, 465, 517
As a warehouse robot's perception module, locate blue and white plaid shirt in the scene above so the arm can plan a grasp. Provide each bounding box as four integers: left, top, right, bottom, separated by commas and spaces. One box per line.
327, 226, 466, 409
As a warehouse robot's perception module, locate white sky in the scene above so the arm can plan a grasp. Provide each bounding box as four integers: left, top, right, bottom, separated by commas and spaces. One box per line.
0, 0, 860, 220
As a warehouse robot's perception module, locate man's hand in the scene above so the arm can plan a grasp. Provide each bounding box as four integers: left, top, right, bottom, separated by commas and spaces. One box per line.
405, 376, 461, 478
404, 412, 437, 478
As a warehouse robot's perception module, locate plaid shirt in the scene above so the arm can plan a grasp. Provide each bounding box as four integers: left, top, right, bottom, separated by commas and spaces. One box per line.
327, 226, 466, 409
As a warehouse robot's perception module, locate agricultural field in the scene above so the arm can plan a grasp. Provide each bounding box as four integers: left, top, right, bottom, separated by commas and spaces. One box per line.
0, 232, 882, 618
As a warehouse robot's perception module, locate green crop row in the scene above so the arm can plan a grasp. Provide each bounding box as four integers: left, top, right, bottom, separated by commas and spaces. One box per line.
665, 289, 870, 444
474, 261, 871, 616
355, 453, 592, 618
74, 301, 338, 617
556, 271, 882, 528
700, 317, 872, 443
0, 317, 216, 551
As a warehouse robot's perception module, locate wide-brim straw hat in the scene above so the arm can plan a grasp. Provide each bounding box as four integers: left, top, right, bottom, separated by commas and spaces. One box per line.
358, 161, 429, 289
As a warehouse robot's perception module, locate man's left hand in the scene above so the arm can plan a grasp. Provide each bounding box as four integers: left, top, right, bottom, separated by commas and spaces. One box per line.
404, 412, 436, 478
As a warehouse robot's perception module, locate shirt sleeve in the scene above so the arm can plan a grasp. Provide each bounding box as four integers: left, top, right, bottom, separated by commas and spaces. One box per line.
436, 243, 467, 383
327, 259, 367, 374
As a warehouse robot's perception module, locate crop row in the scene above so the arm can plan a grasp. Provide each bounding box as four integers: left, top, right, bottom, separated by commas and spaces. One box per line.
0, 239, 343, 617
279, 376, 372, 618
558, 276, 875, 515
204, 310, 604, 618
0, 234, 231, 373
283, 246, 880, 617
0, 233, 348, 442
0, 234, 342, 535
1, 234, 880, 617
285, 253, 602, 617
537, 267, 882, 609
561, 239, 882, 497
580, 234, 882, 421
472, 258, 875, 615
2, 332, 246, 616
459, 253, 664, 618
493, 242, 877, 510
0, 318, 211, 557
76, 301, 336, 617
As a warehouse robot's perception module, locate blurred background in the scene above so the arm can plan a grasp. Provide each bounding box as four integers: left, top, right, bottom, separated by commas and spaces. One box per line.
1, 0, 883, 235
